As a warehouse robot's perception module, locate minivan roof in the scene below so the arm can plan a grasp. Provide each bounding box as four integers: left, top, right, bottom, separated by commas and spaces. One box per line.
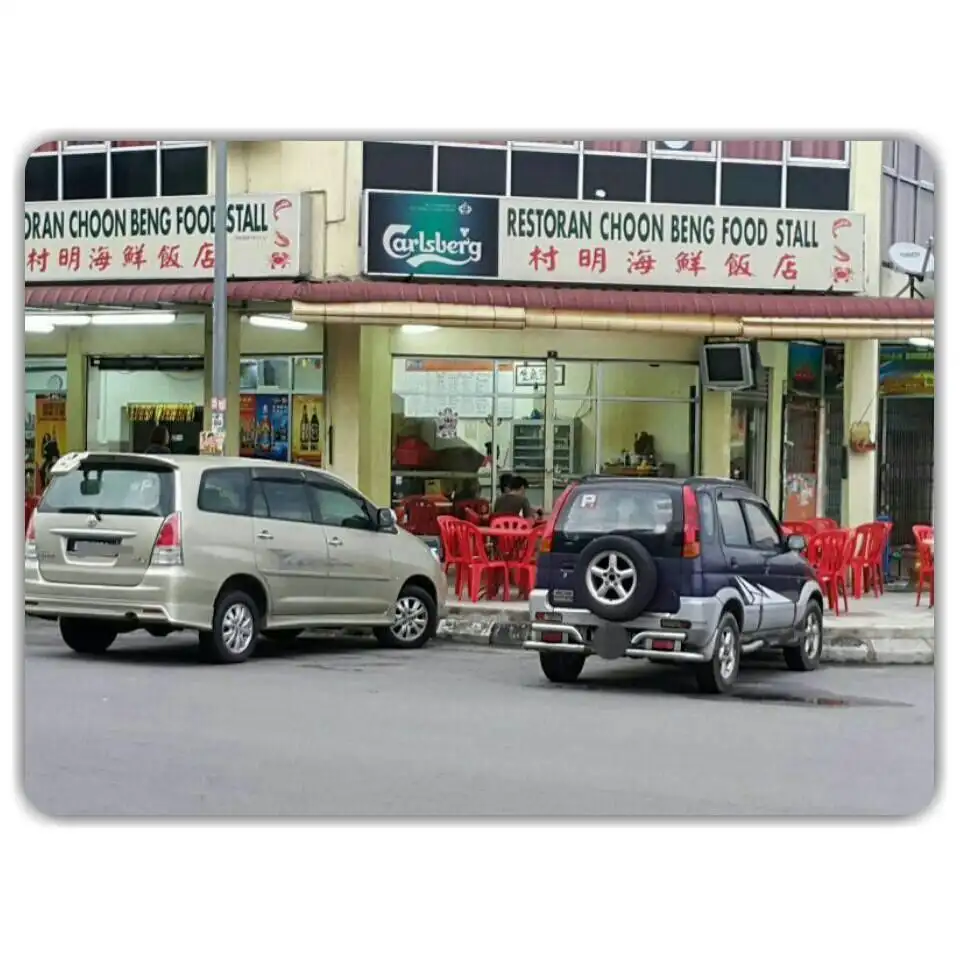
53, 452, 331, 478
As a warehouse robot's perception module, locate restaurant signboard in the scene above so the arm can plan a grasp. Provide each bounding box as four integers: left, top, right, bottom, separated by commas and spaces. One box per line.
24, 193, 311, 282
363, 190, 866, 293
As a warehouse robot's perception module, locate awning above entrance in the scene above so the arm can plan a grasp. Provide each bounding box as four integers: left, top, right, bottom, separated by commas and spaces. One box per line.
24, 279, 934, 320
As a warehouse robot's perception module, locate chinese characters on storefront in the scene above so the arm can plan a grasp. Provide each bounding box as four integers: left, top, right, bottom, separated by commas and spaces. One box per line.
24, 194, 310, 282
362, 190, 866, 293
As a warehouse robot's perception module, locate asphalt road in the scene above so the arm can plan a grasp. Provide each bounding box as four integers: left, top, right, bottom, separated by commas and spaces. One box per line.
22, 620, 935, 817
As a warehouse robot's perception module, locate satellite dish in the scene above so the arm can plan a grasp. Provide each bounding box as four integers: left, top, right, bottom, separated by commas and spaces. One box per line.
888, 241, 934, 279
661, 140, 690, 150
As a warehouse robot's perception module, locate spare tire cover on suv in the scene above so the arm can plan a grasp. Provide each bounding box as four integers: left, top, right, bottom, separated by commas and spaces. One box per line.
575, 535, 658, 622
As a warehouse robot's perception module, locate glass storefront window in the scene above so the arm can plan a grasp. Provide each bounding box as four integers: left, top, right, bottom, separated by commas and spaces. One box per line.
594, 400, 695, 477
239, 355, 324, 464
25, 358, 68, 496
390, 357, 494, 505
391, 356, 701, 515
85, 362, 205, 454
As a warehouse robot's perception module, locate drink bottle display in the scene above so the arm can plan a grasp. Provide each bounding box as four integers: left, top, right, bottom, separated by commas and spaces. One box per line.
258, 405, 272, 453
300, 406, 310, 448
309, 405, 320, 451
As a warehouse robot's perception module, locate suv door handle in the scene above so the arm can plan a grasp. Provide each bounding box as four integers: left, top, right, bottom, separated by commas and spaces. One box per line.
257, 530, 274, 541
328, 536, 344, 547
729, 557, 739, 568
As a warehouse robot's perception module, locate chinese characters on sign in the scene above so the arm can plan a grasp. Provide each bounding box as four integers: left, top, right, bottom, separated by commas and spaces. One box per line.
24, 194, 308, 282
499, 198, 866, 292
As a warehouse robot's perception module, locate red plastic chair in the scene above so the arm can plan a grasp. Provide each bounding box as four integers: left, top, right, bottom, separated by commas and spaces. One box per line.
459, 522, 509, 602
912, 525, 934, 607
402, 497, 440, 537
437, 516, 471, 597
808, 529, 855, 615
809, 517, 839, 533
25, 496, 40, 535
849, 522, 890, 599
781, 521, 817, 549
489, 515, 532, 562
508, 528, 543, 600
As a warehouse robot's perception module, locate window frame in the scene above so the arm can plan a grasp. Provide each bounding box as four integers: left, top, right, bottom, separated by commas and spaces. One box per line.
251, 474, 315, 525
715, 494, 752, 549
363, 139, 851, 209
741, 498, 783, 551
197, 467, 253, 517
786, 140, 850, 166
305, 477, 377, 531
881, 140, 935, 255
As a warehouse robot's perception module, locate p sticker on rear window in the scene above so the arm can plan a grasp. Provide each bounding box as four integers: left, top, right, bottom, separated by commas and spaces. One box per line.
579, 493, 597, 509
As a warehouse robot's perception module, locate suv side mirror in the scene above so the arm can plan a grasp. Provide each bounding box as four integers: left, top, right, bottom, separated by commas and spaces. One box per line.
786, 533, 806, 552
377, 507, 398, 530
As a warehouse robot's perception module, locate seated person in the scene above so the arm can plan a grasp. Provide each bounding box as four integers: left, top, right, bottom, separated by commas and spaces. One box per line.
451, 478, 480, 520
492, 474, 535, 519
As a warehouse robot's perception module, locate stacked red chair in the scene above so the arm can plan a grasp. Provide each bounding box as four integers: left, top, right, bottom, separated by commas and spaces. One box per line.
508, 528, 543, 600
807, 529, 855, 615
912, 524, 935, 608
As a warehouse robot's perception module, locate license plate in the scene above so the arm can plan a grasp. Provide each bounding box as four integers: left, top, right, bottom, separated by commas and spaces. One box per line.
69, 538, 120, 558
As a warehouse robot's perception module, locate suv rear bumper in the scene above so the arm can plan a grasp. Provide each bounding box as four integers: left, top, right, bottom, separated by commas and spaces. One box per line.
24, 561, 213, 630
524, 588, 722, 663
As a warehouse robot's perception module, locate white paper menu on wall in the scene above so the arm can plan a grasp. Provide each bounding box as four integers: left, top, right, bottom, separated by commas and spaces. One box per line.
398, 363, 497, 419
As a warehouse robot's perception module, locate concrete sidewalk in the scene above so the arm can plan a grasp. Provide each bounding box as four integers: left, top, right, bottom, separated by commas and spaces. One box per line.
437, 590, 935, 665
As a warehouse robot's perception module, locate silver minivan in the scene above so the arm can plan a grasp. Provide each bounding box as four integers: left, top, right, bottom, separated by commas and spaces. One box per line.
24, 452, 448, 663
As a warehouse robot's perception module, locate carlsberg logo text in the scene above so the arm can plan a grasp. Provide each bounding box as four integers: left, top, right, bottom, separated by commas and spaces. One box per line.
382, 223, 483, 268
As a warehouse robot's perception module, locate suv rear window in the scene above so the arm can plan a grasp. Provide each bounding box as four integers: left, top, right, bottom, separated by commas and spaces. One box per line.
559, 483, 680, 535
39, 461, 176, 517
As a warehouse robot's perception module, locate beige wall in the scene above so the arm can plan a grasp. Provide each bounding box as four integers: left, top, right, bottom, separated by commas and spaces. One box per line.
223, 140, 362, 279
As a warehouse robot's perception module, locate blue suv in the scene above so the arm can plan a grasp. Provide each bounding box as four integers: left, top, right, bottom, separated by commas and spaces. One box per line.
523, 476, 824, 694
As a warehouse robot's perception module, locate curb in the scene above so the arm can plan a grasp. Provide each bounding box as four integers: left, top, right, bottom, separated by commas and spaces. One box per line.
436, 614, 935, 666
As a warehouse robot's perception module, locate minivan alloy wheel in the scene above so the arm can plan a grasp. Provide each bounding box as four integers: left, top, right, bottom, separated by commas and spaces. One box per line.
221, 602, 255, 654
586, 550, 638, 605
391, 595, 429, 643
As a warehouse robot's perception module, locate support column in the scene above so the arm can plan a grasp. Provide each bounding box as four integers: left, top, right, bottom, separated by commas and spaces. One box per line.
202, 308, 241, 454
323, 324, 392, 501
842, 338, 879, 528
700, 389, 732, 478
65, 330, 87, 452
358, 326, 393, 506
760, 341, 788, 513
324, 325, 362, 488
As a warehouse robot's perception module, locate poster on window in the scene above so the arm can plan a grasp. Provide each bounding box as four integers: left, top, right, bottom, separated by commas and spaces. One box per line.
250, 395, 289, 461
34, 394, 66, 495
239, 395, 257, 456
783, 472, 817, 522
292, 394, 324, 466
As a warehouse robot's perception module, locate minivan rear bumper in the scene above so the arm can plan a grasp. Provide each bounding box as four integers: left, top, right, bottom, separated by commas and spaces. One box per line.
525, 588, 722, 662
24, 561, 213, 630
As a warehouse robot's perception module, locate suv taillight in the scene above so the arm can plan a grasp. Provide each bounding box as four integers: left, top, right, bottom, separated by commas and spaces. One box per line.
150, 512, 183, 566
24, 509, 37, 561
539, 483, 577, 555
682, 486, 701, 558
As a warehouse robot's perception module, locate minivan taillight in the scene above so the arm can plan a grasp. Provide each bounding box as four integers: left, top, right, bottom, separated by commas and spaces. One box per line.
681, 486, 701, 558
150, 512, 183, 566
539, 483, 577, 555
24, 510, 37, 561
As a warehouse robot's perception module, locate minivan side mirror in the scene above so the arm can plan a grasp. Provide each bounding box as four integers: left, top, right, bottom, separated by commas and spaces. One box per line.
377, 507, 398, 530
786, 533, 806, 552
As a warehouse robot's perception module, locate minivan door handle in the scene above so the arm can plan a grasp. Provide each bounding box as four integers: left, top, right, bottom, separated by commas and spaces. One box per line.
729, 557, 739, 568
328, 536, 344, 547
256, 530, 274, 541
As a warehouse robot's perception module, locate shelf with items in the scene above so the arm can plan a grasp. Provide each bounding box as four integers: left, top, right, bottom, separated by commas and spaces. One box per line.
510, 419, 580, 479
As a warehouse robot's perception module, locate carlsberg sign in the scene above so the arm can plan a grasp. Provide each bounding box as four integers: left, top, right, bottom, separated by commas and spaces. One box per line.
364, 191, 500, 278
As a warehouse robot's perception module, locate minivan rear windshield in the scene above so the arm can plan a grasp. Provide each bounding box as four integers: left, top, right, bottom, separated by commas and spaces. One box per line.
559, 483, 681, 535
39, 462, 175, 518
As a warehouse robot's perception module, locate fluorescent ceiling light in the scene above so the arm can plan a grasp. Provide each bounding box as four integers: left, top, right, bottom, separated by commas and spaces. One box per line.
91, 312, 177, 326
25, 317, 54, 334
401, 324, 441, 335
26, 312, 92, 327
249, 315, 307, 331
908, 336, 935, 348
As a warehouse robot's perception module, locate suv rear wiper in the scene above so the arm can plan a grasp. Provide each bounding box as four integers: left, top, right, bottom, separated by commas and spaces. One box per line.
52, 506, 160, 518
55, 506, 103, 520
